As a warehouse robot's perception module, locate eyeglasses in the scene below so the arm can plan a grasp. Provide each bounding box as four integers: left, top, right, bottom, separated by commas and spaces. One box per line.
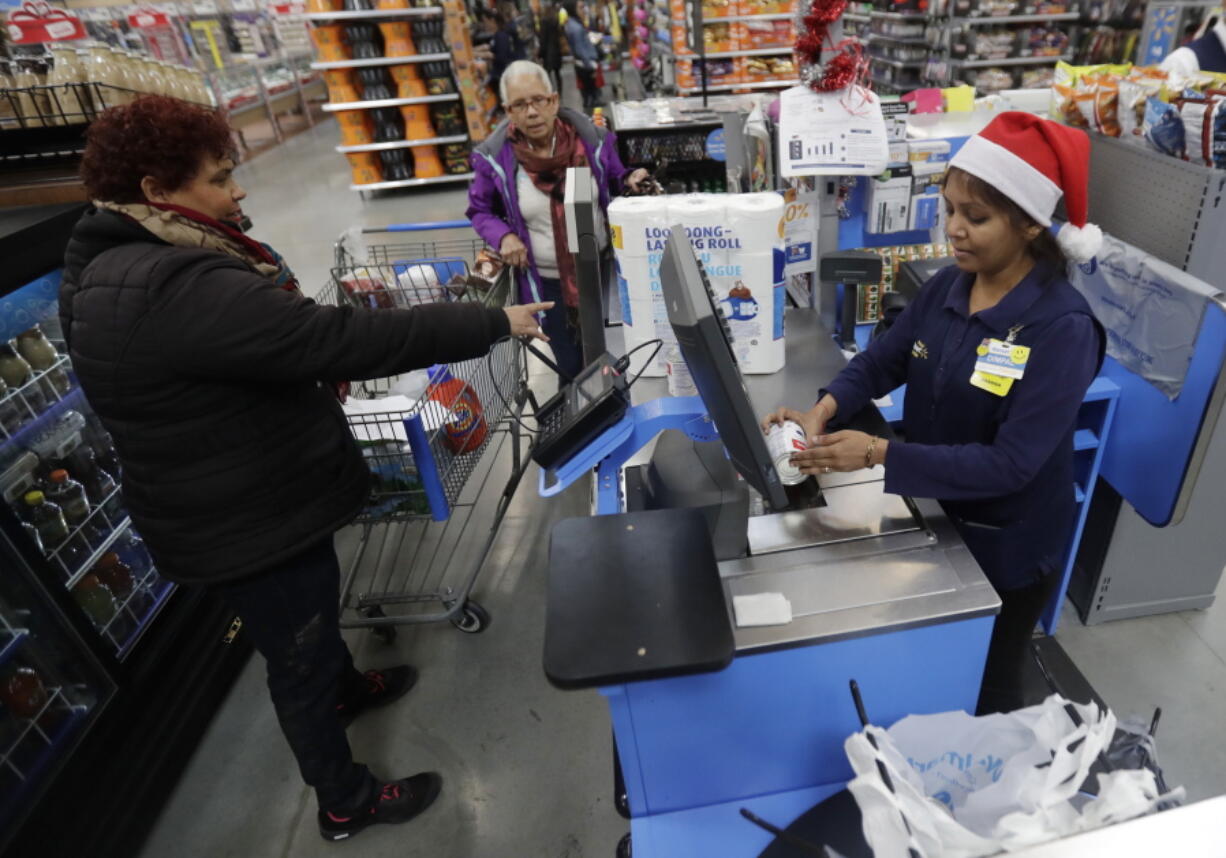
506, 94, 555, 114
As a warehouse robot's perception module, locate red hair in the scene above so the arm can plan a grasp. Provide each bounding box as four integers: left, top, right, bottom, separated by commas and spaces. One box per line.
80, 94, 235, 203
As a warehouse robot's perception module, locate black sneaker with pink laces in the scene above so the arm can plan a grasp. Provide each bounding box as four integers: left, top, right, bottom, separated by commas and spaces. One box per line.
318, 772, 442, 842
336, 665, 417, 727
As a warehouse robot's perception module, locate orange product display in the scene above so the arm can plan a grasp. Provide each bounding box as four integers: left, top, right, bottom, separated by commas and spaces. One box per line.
400, 103, 436, 138
307, 0, 339, 12
676, 58, 741, 88
390, 63, 428, 97
346, 152, 383, 185
378, 21, 416, 56
441, 0, 490, 141
411, 144, 445, 178
311, 24, 349, 62
738, 0, 791, 13
376, 0, 409, 7
336, 109, 375, 145
735, 19, 795, 49
324, 68, 360, 103
739, 54, 795, 81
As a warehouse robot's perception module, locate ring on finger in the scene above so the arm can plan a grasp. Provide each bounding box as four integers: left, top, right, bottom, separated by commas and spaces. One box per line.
822, 466, 832, 474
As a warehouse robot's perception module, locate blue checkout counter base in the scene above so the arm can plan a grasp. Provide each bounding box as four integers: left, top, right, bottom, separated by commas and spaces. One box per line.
601, 614, 996, 837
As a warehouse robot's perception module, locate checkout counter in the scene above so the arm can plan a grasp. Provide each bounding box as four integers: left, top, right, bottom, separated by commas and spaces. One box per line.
539, 227, 1001, 856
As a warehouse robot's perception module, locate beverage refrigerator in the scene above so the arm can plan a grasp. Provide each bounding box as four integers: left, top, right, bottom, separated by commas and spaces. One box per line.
0, 204, 252, 858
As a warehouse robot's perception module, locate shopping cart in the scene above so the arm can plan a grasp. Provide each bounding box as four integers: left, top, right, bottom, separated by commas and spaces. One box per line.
324, 220, 536, 640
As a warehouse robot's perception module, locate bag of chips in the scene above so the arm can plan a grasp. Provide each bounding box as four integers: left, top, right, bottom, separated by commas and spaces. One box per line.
1143, 96, 1186, 158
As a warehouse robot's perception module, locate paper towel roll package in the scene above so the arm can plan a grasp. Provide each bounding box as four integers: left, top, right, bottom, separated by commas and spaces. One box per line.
608, 196, 672, 258
725, 191, 785, 252
705, 251, 785, 374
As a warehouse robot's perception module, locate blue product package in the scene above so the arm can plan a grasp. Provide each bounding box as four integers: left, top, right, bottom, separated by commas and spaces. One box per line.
1143, 97, 1185, 158
1212, 99, 1226, 168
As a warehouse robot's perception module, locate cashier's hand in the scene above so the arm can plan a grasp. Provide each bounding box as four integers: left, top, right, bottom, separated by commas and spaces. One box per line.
504, 303, 554, 342
789, 430, 888, 474
500, 233, 529, 269
625, 168, 650, 194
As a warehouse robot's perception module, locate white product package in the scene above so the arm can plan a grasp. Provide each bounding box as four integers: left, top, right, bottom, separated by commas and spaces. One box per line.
704, 252, 784, 374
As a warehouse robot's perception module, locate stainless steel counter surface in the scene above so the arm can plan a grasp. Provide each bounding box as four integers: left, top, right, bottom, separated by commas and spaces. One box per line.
622, 308, 1000, 654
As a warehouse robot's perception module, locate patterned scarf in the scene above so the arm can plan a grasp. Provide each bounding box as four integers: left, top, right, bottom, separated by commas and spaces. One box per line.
510, 117, 588, 308
94, 200, 300, 293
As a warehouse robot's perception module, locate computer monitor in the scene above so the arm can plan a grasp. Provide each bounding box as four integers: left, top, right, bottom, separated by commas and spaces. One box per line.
659, 225, 791, 511
564, 166, 608, 369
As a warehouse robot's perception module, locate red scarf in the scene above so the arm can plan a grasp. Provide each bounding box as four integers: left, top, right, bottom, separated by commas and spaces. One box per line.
510, 118, 588, 308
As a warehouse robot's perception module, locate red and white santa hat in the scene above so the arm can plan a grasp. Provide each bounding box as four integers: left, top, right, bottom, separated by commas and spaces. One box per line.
948, 111, 1102, 264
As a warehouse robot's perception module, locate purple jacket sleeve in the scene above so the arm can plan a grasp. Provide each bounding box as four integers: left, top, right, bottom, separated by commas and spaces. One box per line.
466, 152, 515, 250
601, 130, 631, 199
822, 291, 921, 418
883, 313, 1100, 500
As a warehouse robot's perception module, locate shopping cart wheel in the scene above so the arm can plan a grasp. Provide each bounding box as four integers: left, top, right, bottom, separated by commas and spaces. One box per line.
617, 833, 631, 858
362, 606, 397, 644
451, 600, 490, 634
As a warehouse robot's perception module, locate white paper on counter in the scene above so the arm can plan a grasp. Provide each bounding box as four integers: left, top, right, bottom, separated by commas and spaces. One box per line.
778, 85, 889, 177
733, 592, 793, 627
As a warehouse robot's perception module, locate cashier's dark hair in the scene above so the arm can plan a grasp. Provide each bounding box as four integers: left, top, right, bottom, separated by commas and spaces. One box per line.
81, 95, 236, 204
943, 167, 1069, 275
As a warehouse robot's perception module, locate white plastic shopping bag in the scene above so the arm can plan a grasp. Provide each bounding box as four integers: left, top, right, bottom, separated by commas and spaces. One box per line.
844, 695, 1185, 857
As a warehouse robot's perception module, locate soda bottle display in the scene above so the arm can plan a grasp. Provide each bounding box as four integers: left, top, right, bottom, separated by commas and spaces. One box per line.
71, 573, 117, 631
0, 344, 47, 417
44, 469, 106, 549
23, 490, 87, 570
15, 326, 70, 397
93, 552, 134, 600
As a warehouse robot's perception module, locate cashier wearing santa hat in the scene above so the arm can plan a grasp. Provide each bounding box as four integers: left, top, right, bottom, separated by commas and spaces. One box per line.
1161, 14, 1226, 75
766, 113, 1106, 715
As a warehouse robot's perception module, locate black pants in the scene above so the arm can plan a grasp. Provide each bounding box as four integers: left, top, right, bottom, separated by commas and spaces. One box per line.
976, 572, 1059, 715
539, 276, 584, 381
575, 65, 599, 110
214, 537, 374, 810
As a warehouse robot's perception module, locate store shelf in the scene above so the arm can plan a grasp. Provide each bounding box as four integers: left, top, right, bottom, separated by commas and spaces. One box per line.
115, 576, 175, 661
870, 10, 928, 20
698, 47, 795, 58
0, 629, 29, 670
677, 78, 798, 93
322, 93, 459, 111
310, 53, 451, 70
951, 53, 1071, 67
741, 78, 800, 88
672, 12, 793, 21
336, 134, 467, 152
843, 11, 870, 22
869, 54, 927, 68
61, 505, 134, 592
868, 33, 929, 45
1074, 428, 1099, 451
350, 172, 474, 191
952, 11, 1081, 24
305, 7, 442, 20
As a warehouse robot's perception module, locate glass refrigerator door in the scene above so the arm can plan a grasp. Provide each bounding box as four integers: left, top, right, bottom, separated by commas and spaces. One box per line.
0, 271, 175, 660
0, 526, 117, 839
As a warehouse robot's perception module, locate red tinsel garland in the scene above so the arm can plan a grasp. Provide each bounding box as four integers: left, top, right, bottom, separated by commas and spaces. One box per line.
794, 0, 864, 92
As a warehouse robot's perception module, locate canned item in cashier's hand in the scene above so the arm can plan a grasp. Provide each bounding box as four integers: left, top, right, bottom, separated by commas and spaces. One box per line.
766, 420, 808, 485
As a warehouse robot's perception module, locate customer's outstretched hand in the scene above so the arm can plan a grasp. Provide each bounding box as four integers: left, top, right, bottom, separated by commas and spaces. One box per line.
505, 302, 554, 342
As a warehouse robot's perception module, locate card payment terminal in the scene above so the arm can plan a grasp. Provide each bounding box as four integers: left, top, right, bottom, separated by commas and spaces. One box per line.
531, 353, 631, 471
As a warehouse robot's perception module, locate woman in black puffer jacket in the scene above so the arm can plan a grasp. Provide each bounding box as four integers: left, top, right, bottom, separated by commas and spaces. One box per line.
61, 95, 550, 843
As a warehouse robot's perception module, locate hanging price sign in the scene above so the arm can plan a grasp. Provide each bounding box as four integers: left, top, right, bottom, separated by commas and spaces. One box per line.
6, 0, 87, 43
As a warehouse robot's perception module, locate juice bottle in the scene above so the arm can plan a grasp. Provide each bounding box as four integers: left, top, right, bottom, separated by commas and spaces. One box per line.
94, 552, 134, 600
45, 469, 106, 548
0, 344, 47, 416
72, 573, 117, 631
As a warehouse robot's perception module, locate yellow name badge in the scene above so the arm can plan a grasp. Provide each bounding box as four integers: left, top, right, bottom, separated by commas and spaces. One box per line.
611, 224, 623, 250
969, 338, 1031, 397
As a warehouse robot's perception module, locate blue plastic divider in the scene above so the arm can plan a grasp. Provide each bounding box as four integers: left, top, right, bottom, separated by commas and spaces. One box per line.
403, 413, 450, 522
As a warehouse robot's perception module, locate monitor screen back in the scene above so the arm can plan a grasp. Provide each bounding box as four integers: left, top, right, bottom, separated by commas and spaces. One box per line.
659, 225, 790, 511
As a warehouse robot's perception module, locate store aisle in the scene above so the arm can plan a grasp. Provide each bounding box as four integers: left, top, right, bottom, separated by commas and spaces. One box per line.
136, 120, 1226, 858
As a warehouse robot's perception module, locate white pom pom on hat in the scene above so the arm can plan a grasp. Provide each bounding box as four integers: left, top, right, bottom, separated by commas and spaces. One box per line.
949, 112, 1103, 264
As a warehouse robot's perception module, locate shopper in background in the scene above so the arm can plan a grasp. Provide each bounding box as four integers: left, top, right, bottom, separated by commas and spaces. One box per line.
1161, 14, 1226, 75
765, 113, 1106, 715
562, 0, 601, 111
61, 95, 551, 843
490, 1, 528, 99
539, 2, 564, 94
467, 60, 647, 380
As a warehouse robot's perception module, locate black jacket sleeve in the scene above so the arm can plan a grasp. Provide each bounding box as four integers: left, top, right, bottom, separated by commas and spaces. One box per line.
149, 253, 511, 382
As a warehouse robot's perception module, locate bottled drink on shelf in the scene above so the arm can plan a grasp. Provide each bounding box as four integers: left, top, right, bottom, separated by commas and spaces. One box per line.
94, 552, 134, 600
71, 573, 118, 631
82, 414, 121, 479
15, 326, 70, 398
0, 344, 47, 417
0, 667, 48, 719
22, 490, 87, 569
112, 528, 153, 580
0, 377, 27, 437
44, 469, 106, 549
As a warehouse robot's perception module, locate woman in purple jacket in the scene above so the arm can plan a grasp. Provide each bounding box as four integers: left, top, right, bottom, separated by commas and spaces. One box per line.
467, 60, 648, 379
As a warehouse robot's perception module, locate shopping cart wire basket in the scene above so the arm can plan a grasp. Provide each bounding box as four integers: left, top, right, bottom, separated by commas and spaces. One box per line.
325, 220, 537, 638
